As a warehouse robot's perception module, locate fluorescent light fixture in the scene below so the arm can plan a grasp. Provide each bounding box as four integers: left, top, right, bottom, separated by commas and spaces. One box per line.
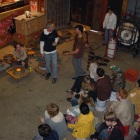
90, 29, 98, 33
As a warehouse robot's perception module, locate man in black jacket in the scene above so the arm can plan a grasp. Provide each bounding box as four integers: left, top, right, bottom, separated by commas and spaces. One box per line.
40, 22, 58, 84
90, 112, 124, 140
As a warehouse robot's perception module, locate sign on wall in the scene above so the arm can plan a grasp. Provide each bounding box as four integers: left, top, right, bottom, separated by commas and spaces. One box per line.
30, 1, 37, 12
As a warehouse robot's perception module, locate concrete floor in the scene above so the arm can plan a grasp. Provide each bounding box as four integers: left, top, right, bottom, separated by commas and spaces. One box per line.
0, 28, 140, 140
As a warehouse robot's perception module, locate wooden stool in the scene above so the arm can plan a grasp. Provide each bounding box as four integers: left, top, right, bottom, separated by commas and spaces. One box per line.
34, 66, 46, 76
7, 68, 30, 82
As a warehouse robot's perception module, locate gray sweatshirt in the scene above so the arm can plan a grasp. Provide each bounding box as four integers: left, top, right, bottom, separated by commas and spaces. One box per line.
13, 47, 27, 61
44, 112, 67, 140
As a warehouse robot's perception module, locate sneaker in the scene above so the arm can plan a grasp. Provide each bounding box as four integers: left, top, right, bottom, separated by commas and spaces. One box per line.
66, 90, 73, 94
66, 97, 72, 102
71, 77, 76, 80
52, 78, 57, 84
45, 73, 51, 80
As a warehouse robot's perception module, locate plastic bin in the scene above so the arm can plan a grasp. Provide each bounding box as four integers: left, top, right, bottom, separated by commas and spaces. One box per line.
125, 68, 139, 82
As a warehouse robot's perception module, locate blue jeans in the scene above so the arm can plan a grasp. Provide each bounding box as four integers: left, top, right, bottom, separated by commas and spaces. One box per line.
44, 51, 57, 78
71, 98, 78, 106
95, 124, 109, 139
33, 129, 43, 140
68, 127, 74, 132
104, 28, 114, 44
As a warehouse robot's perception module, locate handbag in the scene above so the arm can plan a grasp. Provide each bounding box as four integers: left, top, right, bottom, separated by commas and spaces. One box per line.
65, 108, 80, 124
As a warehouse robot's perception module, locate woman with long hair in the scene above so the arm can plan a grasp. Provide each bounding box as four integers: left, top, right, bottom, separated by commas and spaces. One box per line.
70, 76, 97, 106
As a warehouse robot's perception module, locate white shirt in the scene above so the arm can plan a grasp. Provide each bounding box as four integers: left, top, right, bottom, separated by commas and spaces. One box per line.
40, 29, 59, 54
89, 62, 99, 81
103, 13, 117, 30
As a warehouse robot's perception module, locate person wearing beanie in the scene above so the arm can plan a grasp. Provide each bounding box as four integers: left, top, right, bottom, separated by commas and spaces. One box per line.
110, 65, 126, 92
68, 103, 95, 140
128, 79, 140, 115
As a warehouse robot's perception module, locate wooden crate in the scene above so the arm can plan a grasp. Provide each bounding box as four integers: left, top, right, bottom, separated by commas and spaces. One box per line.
14, 12, 45, 36
12, 29, 43, 45
37, 16, 46, 31
0, 5, 30, 48
27, 19, 37, 35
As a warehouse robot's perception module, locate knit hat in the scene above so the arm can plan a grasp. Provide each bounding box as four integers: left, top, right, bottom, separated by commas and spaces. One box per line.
80, 103, 89, 115
110, 65, 121, 72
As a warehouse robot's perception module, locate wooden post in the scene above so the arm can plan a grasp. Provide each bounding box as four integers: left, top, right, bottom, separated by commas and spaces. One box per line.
99, 0, 108, 31
121, 0, 128, 14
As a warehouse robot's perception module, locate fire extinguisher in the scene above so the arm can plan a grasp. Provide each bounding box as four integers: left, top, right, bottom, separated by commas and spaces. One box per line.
105, 29, 118, 59
106, 38, 116, 58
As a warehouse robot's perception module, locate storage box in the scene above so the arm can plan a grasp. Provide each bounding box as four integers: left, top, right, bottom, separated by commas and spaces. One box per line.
125, 68, 139, 82
14, 12, 45, 36
12, 29, 43, 44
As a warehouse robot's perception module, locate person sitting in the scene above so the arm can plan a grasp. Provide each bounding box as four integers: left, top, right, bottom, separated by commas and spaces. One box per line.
90, 111, 125, 140
128, 79, 140, 115
67, 76, 96, 104
110, 65, 126, 92
13, 44, 28, 68
66, 52, 98, 94
108, 89, 134, 127
68, 103, 95, 140
109, 65, 126, 101
95, 68, 111, 112
38, 124, 59, 140
68, 91, 95, 116
33, 103, 67, 140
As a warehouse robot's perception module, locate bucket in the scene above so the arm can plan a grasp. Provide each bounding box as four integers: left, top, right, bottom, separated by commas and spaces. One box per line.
96, 98, 106, 112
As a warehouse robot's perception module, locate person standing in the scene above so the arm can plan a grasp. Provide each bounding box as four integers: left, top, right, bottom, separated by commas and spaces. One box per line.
64, 25, 85, 80
40, 22, 58, 84
103, 8, 117, 45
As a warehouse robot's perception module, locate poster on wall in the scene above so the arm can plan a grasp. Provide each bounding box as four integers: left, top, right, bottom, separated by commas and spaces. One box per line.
30, 1, 38, 12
